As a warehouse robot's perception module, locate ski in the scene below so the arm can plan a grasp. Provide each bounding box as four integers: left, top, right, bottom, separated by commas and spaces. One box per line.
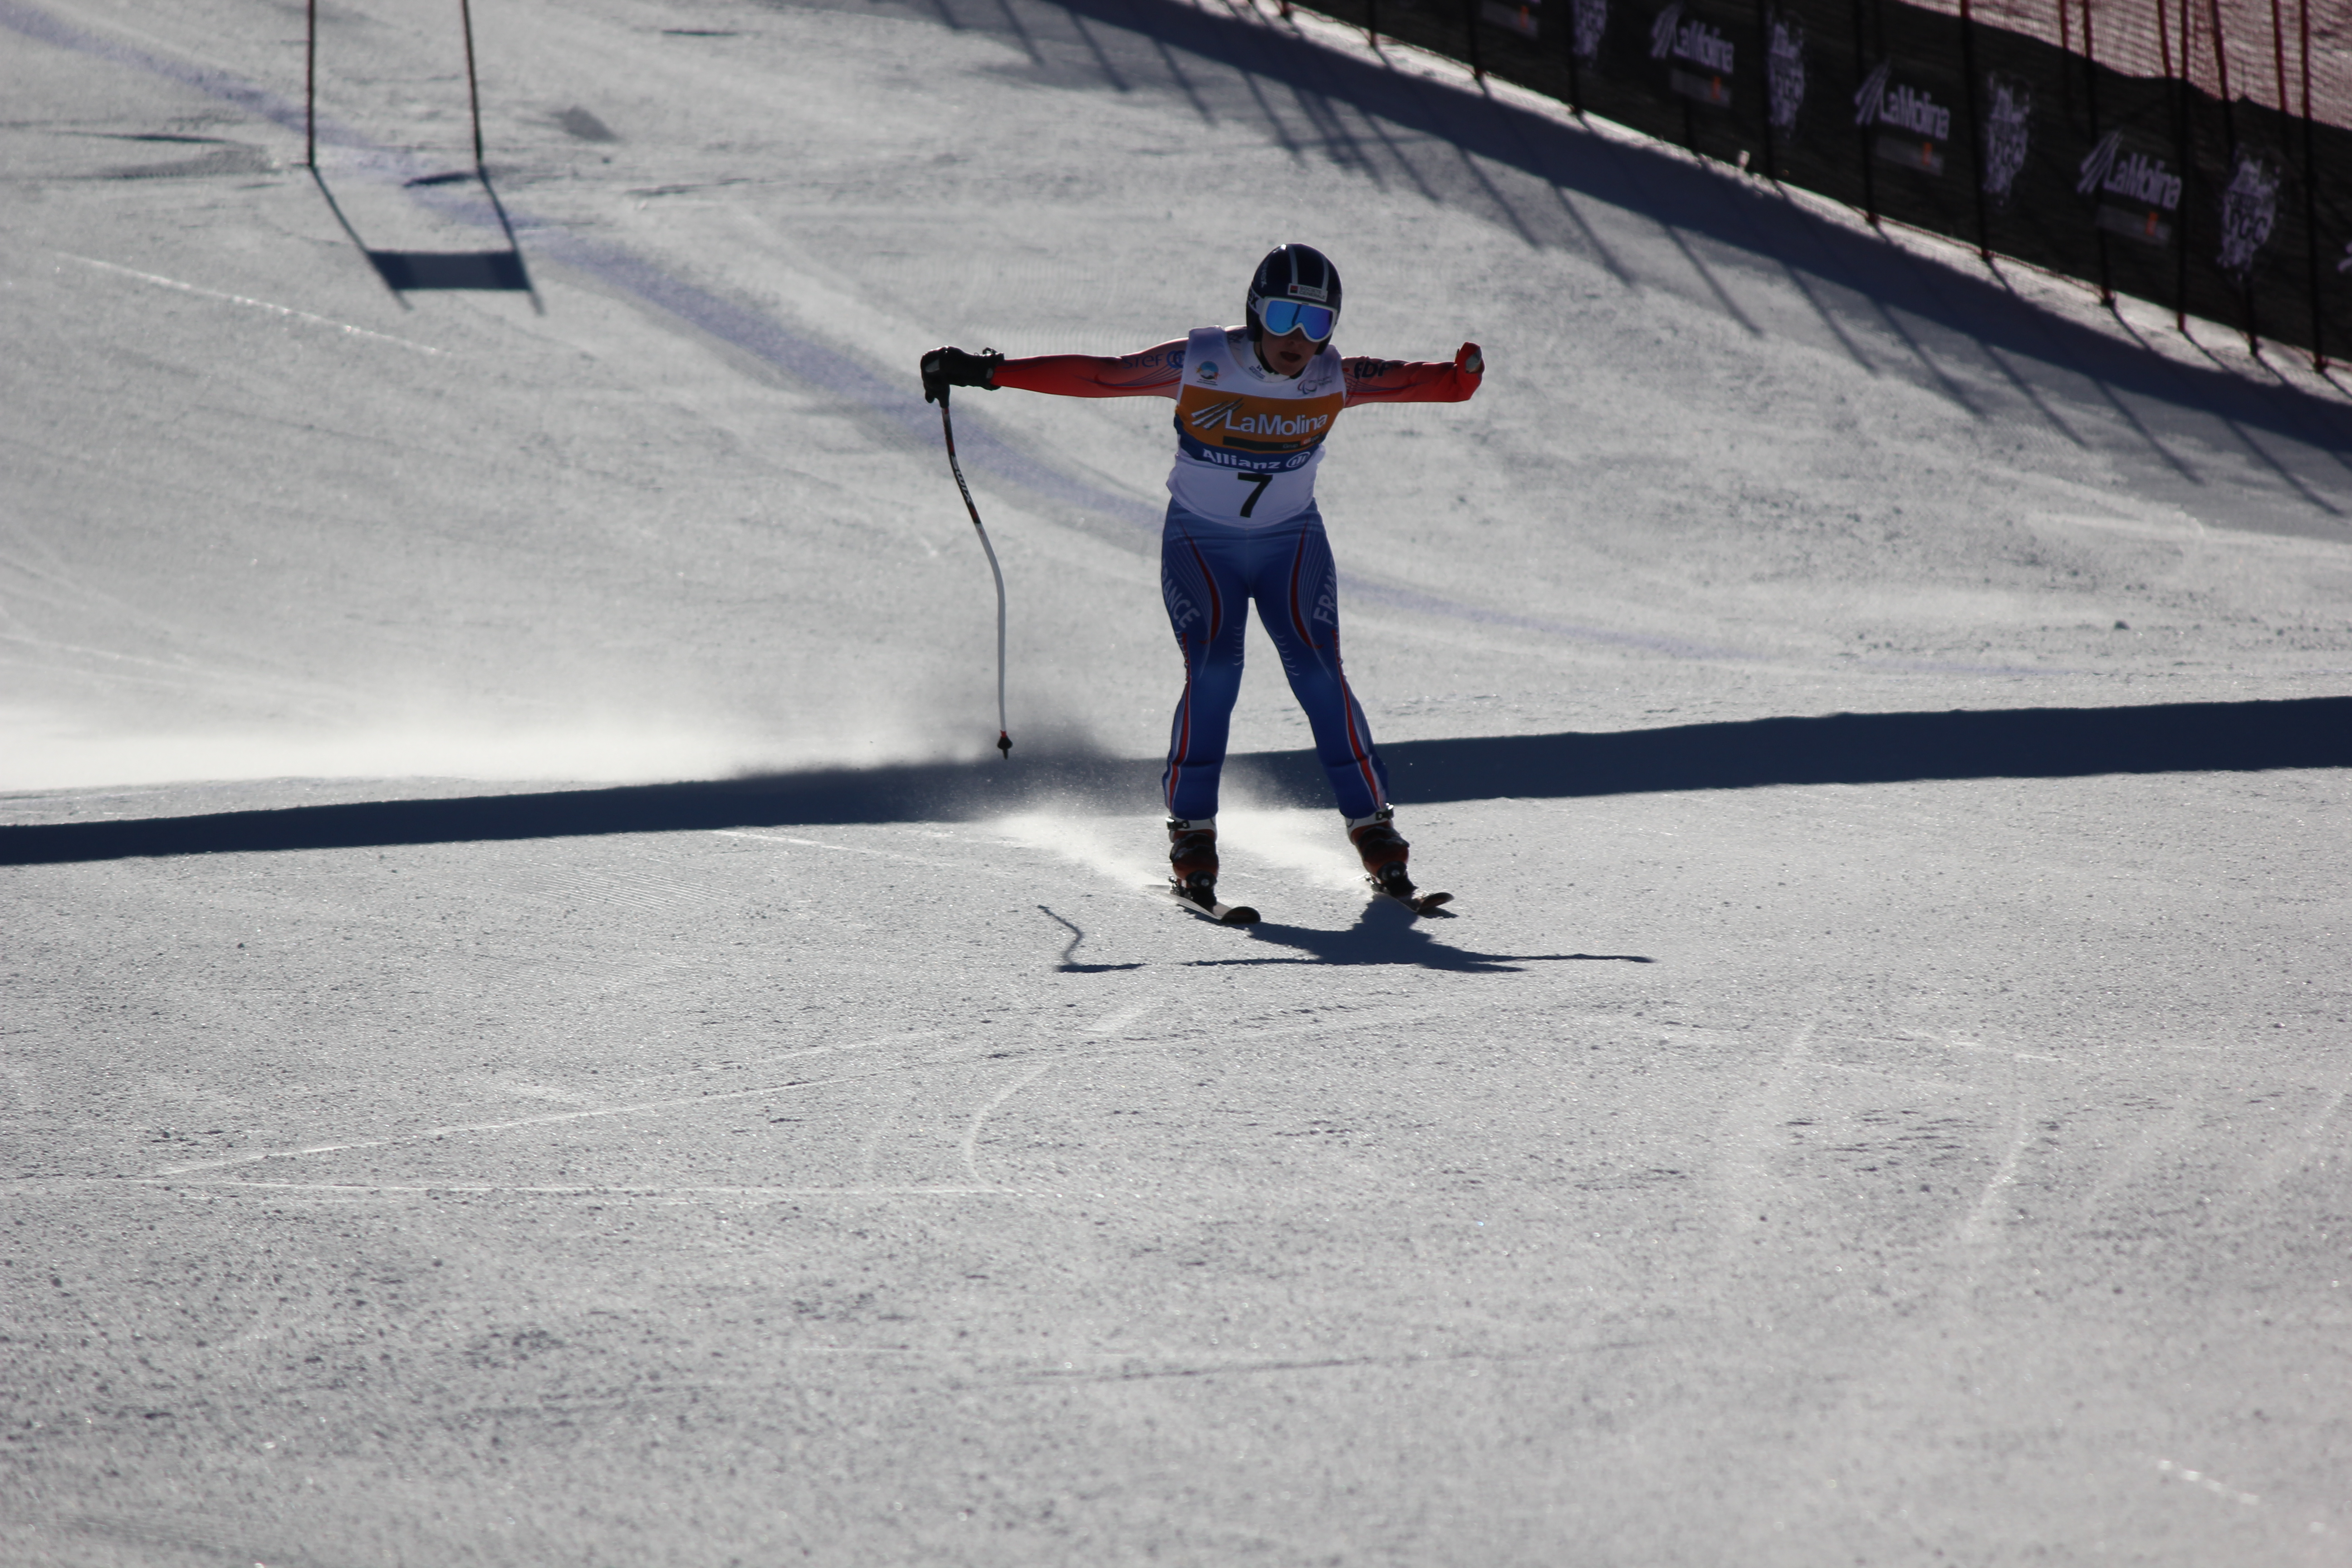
1368, 873, 1453, 916
1166, 882, 1260, 926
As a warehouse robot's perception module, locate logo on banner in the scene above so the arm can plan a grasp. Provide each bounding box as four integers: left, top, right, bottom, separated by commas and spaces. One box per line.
1481, 0, 1540, 39
1766, 12, 1806, 132
2217, 153, 2281, 280
1649, 3, 1733, 70
1853, 59, 1951, 175
1651, 3, 1735, 107
2076, 132, 2182, 208
1572, 0, 1607, 63
2076, 130, 2183, 245
1981, 74, 2030, 204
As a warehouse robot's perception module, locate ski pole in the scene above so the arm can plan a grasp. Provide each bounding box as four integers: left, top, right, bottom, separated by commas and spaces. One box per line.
932, 386, 1013, 759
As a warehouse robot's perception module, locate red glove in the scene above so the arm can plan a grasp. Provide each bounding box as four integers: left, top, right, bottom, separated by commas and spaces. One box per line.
1455, 341, 1485, 376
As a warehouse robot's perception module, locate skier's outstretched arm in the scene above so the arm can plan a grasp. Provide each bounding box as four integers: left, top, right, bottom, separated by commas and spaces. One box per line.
996, 341, 1186, 398
921, 341, 1186, 403
1342, 342, 1485, 404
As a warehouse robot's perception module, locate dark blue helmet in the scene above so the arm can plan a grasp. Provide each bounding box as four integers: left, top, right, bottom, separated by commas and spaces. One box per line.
1245, 244, 1342, 343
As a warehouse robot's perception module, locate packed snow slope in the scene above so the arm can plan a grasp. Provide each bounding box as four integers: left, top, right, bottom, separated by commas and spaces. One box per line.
3, 0, 2350, 1564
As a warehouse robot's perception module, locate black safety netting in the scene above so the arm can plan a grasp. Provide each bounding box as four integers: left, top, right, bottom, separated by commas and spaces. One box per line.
1311, 0, 2352, 359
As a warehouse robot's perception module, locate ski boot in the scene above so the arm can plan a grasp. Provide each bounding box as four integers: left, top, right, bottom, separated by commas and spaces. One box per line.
1349, 808, 1451, 914
1169, 817, 1257, 925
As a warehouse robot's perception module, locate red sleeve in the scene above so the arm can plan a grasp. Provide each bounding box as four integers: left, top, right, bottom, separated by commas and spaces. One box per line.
993, 339, 1186, 400
1342, 353, 1482, 405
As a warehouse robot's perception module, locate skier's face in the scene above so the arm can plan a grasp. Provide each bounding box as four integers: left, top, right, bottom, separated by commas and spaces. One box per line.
1257, 325, 1318, 378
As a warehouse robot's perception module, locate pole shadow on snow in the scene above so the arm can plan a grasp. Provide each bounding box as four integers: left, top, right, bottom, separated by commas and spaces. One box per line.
310, 167, 540, 311
6, 697, 2345, 868
881, 0, 2352, 524
1039, 905, 1146, 972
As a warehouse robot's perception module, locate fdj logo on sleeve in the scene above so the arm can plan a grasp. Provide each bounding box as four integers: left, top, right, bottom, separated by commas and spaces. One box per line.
1854, 59, 1951, 176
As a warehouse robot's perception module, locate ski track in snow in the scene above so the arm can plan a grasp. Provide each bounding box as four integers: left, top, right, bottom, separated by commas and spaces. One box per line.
55, 251, 446, 352
106, 1003, 1429, 1196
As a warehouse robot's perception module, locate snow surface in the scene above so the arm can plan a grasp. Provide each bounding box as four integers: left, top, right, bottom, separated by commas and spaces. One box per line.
2, 0, 2349, 1563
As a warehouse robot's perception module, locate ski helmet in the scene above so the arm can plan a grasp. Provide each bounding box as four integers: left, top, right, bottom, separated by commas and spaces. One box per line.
1245, 243, 1343, 343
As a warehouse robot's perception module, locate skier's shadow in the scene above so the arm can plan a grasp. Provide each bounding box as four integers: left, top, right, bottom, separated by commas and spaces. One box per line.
1192, 897, 1651, 973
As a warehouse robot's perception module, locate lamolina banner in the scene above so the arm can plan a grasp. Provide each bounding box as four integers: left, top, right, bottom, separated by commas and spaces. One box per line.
1316, 0, 2351, 362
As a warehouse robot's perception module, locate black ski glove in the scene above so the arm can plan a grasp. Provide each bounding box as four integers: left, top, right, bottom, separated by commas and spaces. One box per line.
920, 346, 1004, 404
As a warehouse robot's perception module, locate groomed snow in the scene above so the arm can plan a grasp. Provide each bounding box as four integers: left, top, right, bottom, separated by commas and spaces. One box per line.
2, 1, 2348, 1563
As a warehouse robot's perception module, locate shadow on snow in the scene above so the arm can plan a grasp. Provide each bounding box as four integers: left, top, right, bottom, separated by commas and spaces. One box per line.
5, 696, 2344, 867
1190, 896, 1653, 972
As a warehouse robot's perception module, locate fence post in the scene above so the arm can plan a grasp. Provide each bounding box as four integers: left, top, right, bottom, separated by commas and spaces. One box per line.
1465, 0, 1485, 79
1959, 0, 1989, 259
2157, 0, 2183, 329
2174, 0, 2193, 331
1565, 0, 1585, 113
305, 0, 317, 168
2057, 0, 2073, 116
2083, 0, 2113, 303
2205, 0, 2257, 349
1852, 0, 1878, 225
2297, 0, 2324, 368
2265, 0, 2288, 117
1366, 0, 1379, 49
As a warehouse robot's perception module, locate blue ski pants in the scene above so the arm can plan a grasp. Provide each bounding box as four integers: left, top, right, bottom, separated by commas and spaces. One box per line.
1159, 501, 1390, 822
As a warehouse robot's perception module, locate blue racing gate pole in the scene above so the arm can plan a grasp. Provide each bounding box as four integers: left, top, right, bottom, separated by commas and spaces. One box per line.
935, 390, 1014, 759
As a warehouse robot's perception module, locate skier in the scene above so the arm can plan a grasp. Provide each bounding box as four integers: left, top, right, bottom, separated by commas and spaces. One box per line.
921, 243, 1483, 917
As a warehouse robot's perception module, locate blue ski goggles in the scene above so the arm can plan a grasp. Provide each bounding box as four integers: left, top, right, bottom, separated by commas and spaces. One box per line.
1259, 298, 1337, 341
